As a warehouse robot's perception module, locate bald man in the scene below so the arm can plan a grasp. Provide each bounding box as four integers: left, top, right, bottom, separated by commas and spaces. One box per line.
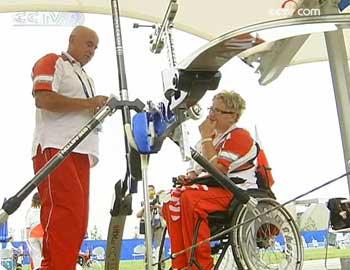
31, 26, 108, 270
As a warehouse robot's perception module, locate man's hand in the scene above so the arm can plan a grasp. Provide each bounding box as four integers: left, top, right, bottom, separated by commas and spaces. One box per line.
90, 95, 108, 114
35, 91, 108, 113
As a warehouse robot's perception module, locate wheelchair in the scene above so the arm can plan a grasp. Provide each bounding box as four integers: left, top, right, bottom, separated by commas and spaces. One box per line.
157, 188, 303, 270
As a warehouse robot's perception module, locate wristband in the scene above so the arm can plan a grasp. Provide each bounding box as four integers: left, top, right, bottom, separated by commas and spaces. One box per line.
208, 154, 217, 163
201, 137, 212, 144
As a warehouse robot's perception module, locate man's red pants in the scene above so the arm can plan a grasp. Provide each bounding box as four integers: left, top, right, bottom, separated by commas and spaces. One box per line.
163, 187, 233, 270
33, 147, 90, 270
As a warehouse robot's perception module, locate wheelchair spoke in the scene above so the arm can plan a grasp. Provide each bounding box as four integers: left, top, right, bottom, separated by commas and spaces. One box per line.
230, 192, 303, 270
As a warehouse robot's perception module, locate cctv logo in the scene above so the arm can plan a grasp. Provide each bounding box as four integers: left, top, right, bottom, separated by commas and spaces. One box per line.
269, 0, 320, 16
281, 0, 298, 9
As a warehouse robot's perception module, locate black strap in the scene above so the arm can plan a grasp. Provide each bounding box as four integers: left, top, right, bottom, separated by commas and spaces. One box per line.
230, 177, 247, 184
74, 71, 94, 98
62, 54, 94, 98
231, 142, 260, 174
190, 175, 246, 186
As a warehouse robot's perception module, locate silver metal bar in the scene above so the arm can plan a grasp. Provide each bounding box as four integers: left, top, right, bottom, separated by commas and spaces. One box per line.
140, 154, 153, 270
321, 0, 350, 194
165, 27, 177, 67
0, 209, 8, 225
150, 0, 178, 54
178, 14, 350, 71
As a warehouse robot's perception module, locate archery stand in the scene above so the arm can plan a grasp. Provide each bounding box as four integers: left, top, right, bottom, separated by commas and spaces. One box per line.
131, 1, 221, 268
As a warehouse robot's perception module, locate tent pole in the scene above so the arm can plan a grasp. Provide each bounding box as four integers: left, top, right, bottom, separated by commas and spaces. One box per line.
321, 0, 350, 195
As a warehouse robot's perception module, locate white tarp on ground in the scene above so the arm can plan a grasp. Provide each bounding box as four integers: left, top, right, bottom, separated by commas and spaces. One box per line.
0, 0, 349, 66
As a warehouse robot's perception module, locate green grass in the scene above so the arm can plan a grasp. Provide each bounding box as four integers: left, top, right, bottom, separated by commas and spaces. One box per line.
21, 260, 168, 270
304, 247, 350, 260
20, 248, 350, 269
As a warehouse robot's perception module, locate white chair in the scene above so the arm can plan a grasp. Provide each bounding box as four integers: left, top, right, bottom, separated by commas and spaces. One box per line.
0, 247, 13, 259
132, 244, 145, 260
91, 246, 105, 261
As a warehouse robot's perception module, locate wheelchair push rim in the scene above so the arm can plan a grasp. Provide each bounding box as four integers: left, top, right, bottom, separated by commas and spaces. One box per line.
231, 197, 304, 270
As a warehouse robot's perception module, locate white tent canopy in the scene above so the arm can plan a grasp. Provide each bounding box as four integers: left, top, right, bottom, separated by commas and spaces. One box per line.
0, 0, 294, 39
1, 1, 350, 175
0, 0, 349, 66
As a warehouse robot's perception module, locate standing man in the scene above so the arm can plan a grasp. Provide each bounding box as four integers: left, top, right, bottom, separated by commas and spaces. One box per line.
31, 26, 108, 270
136, 185, 165, 269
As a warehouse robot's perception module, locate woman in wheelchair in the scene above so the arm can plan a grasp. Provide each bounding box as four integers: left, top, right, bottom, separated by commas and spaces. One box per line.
162, 90, 260, 270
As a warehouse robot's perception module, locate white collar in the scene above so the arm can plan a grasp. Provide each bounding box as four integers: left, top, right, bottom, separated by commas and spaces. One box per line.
213, 124, 237, 147
62, 51, 81, 67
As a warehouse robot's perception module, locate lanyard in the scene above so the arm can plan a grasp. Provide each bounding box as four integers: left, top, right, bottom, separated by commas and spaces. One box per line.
62, 54, 94, 98
74, 71, 94, 98
213, 125, 237, 147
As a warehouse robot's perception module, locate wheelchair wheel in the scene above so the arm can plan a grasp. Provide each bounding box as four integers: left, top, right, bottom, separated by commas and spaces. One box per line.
231, 195, 303, 270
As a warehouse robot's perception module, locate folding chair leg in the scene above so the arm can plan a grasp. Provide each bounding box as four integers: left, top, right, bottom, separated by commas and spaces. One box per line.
324, 219, 332, 270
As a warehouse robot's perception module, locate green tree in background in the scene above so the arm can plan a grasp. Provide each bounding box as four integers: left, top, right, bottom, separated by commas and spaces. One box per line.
89, 225, 102, 240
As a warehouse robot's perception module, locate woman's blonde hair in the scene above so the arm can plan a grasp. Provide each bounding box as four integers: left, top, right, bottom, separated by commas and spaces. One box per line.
214, 90, 246, 121
31, 192, 41, 208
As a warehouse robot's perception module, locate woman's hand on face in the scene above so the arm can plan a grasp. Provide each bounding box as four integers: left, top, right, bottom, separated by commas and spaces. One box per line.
199, 118, 216, 138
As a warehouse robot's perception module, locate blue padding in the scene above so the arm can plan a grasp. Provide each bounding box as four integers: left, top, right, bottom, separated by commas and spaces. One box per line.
150, 110, 166, 136
132, 112, 151, 154
339, 0, 350, 11
132, 105, 176, 154
159, 102, 175, 123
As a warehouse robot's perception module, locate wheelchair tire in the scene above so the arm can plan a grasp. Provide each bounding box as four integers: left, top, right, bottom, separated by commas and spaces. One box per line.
230, 190, 303, 270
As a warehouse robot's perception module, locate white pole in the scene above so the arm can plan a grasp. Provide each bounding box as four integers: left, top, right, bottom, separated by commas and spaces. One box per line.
321, 0, 350, 194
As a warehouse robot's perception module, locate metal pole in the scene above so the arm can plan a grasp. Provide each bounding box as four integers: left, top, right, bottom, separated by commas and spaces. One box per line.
140, 155, 153, 270
321, 0, 350, 194
108, 2, 150, 270
150, 0, 178, 54
110, 0, 141, 187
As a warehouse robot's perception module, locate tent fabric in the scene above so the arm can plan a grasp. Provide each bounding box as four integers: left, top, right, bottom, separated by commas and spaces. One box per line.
0, 1, 349, 66
0, 0, 291, 40
239, 28, 350, 67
